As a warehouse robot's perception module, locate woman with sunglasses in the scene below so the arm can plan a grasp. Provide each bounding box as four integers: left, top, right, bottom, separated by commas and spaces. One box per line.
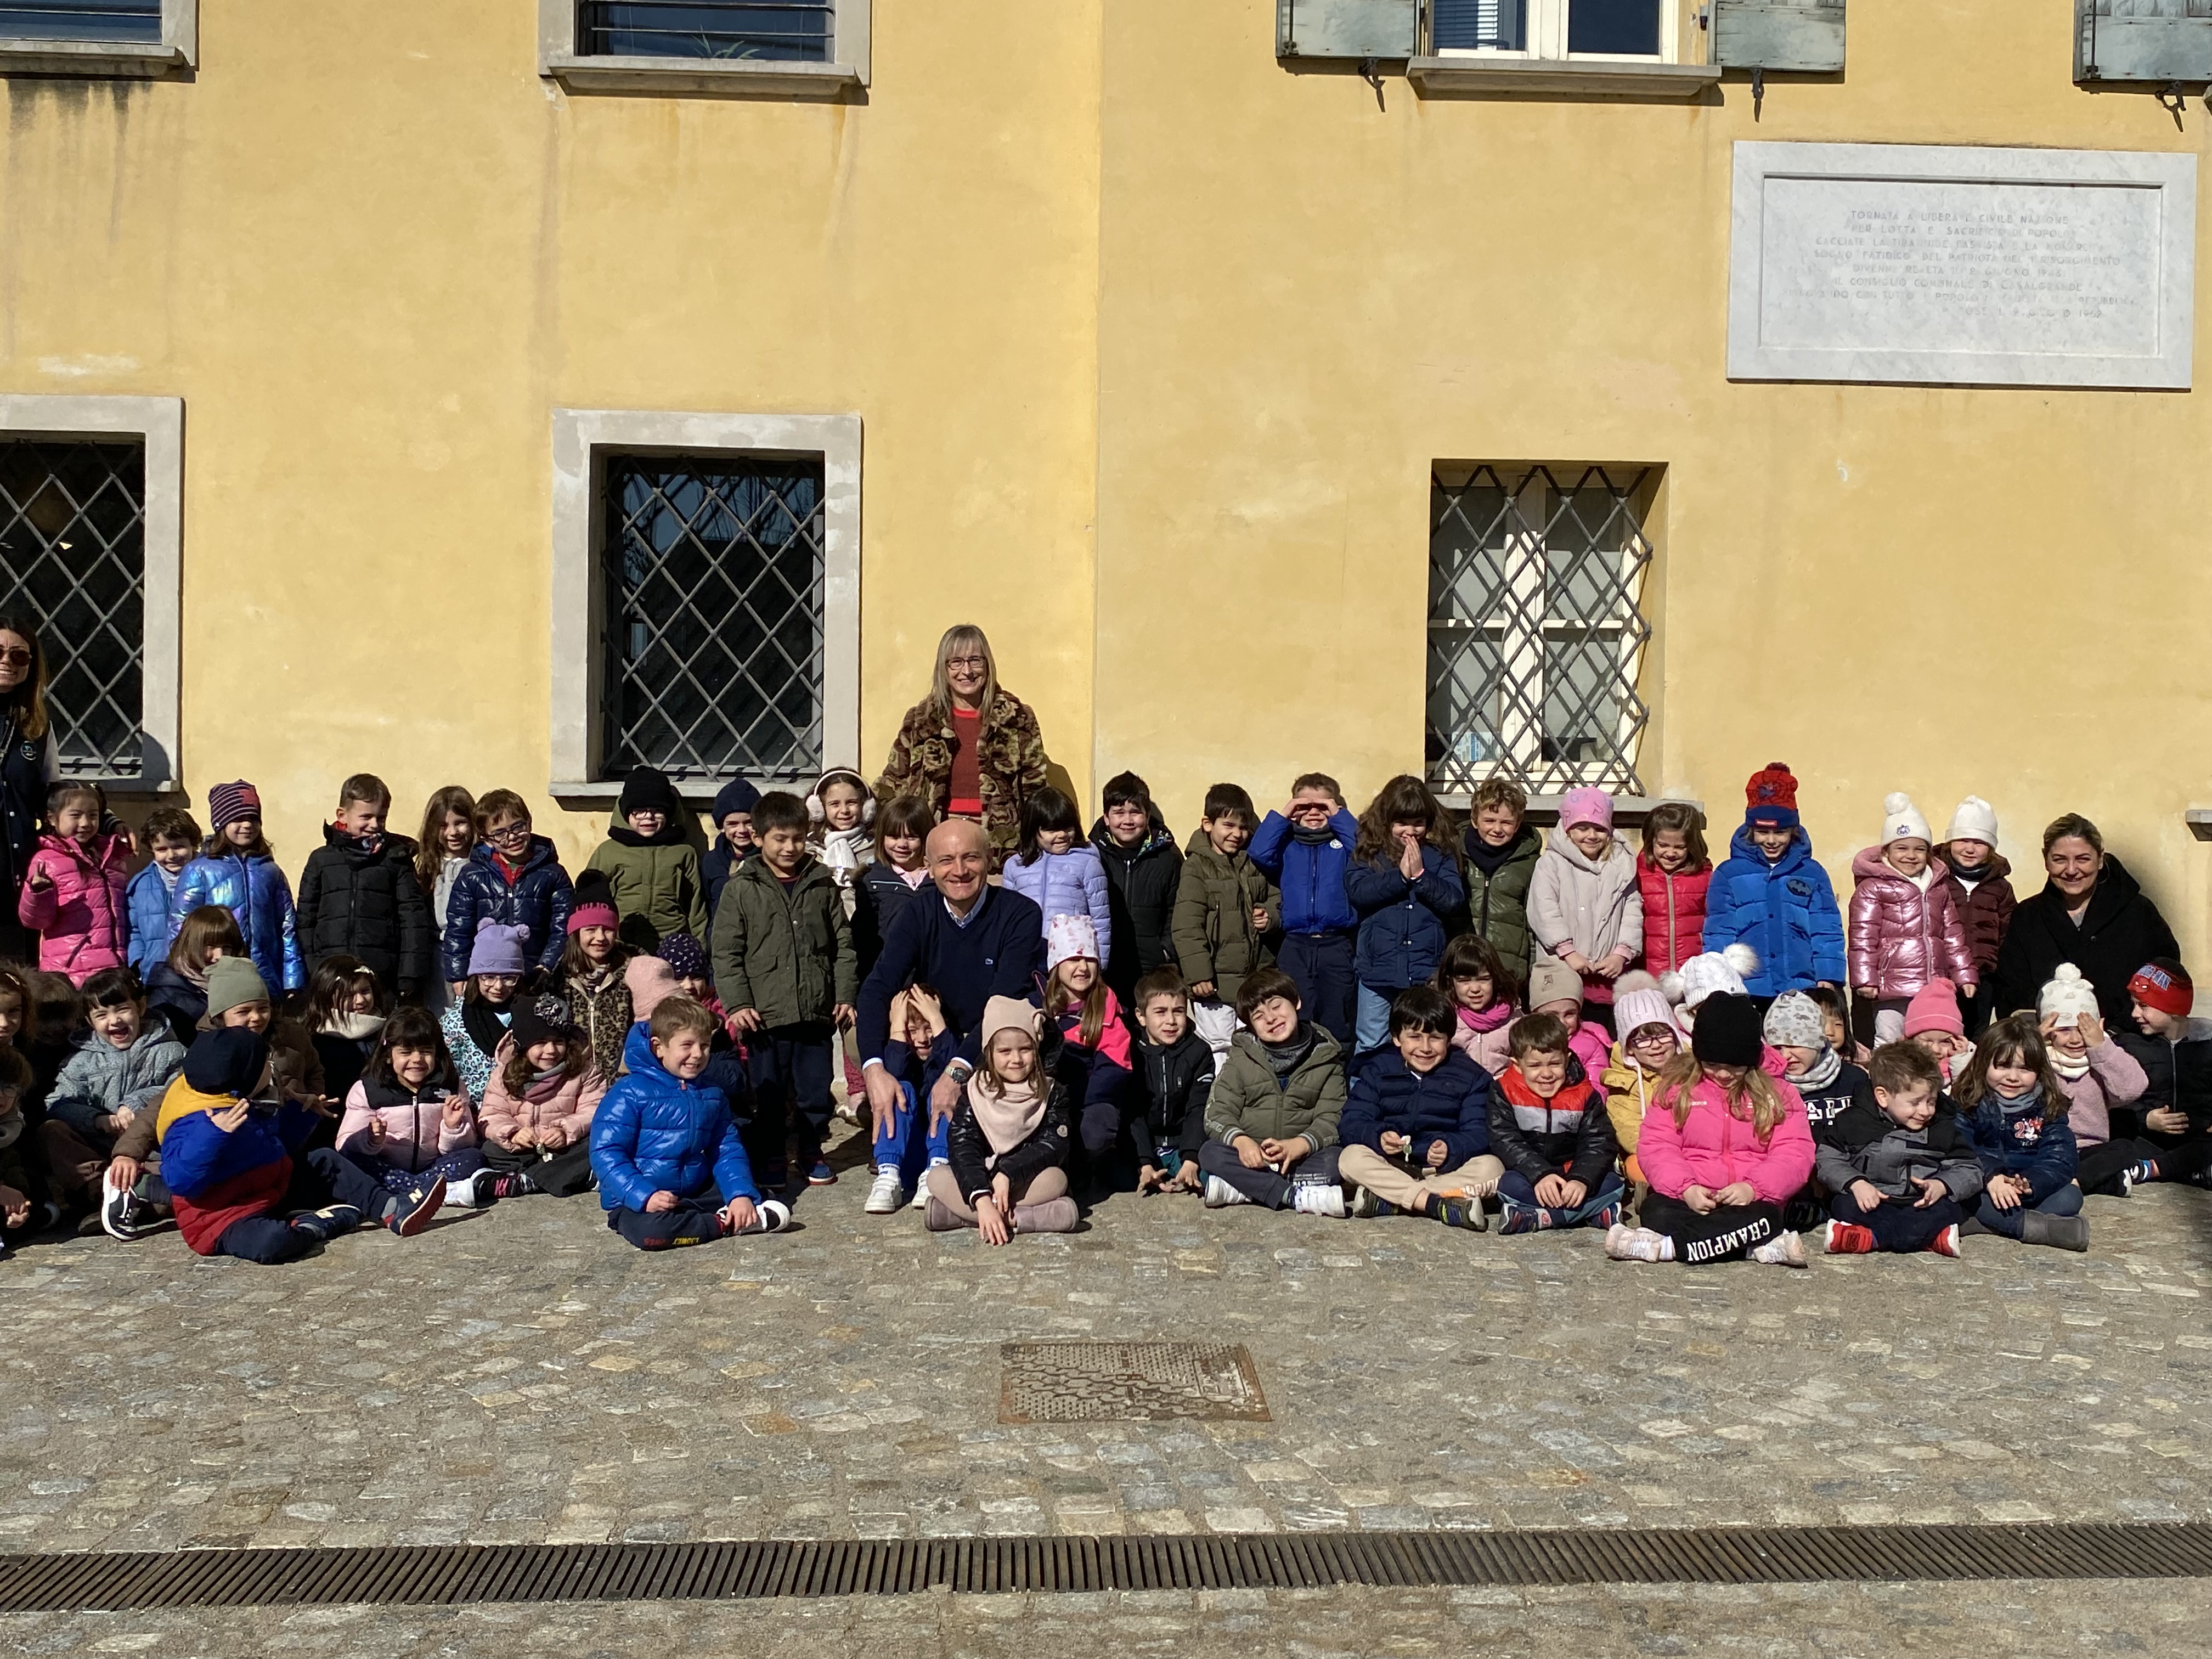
0, 616, 57, 963
874, 624, 1053, 870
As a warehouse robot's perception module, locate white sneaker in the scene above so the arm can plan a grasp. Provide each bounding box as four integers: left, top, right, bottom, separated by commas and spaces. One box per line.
865, 1169, 905, 1215
910, 1173, 934, 1210
444, 1170, 490, 1209
1607, 1225, 1673, 1263
732, 1198, 791, 1235
1291, 1182, 1346, 1218
1751, 1231, 1810, 1268
1203, 1174, 1250, 1208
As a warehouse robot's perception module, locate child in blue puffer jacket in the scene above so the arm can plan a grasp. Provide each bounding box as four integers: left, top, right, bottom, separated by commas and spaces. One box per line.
1345, 775, 1464, 1059
1001, 788, 1112, 963
167, 781, 306, 994
1701, 763, 1844, 1000
1956, 1014, 2089, 1251
1249, 772, 1361, 1049
127, 807, 200, 978
590, 997, 790, 1248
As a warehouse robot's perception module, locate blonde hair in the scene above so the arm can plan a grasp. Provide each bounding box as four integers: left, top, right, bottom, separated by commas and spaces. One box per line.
927, 624, 999, 727
1655, 1049, 1790, 1142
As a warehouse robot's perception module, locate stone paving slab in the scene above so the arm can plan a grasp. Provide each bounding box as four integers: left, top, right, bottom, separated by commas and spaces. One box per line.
4, 1120, 2212, 1553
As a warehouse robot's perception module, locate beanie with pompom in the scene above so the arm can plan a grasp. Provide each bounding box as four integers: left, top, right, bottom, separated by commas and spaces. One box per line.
1743, 763, 1799, 830
1880, 793, 1931, 848
2038, 963, 2099, 1028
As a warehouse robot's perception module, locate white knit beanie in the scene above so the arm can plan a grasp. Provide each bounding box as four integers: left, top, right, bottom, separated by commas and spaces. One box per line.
1946, 795, 2000, 848
1661, 945, 1758, 1011
1046, 913, 1099, 971
1881, 792, 1932, 847
2039, 962, 2100, 1028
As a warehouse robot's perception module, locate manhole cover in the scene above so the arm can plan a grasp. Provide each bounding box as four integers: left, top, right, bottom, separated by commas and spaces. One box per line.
998, 1341, 1269, 1423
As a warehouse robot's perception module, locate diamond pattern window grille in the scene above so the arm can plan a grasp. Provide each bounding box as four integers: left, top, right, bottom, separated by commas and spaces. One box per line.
600, 452, 825, 782
0, 439, 146, 778
1426, 464, 1655, 798
0, 0, 159, 41
579, 1, 832, 61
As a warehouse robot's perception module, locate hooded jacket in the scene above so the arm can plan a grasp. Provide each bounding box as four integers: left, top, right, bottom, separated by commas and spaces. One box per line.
296, 825, 434, 996
44, 1022, 187, 1144
1452, 823, 1542, 984
1933, 847, 2016, 978
1204, 1024, 1347, 1153
1088, 817, 1184, 992
1813, 1094, 1983, 1203
1248, 808, 1359, 936
337, 1074, 477, 1173
874, 688, 1052, 866
169, 847, 306, 994
1132, 1025, 1214, 1156
1347, 844, 1464, 990
1634, 1074, 1814, 1206
1991, 855, 2179, 1027
439, 837, 574, 983
1702, 825, 1846, 997
157, 1079, 323, 1255
477, 1037, 607, 1149
1636, 852, 1711, 978
1598, 1042, 1667, 1155
586, 814, 708, 953
1527, 830, 1641, 1003
589, 1022, 757, 1211
1170, 831, 1278, 1002
709, 853, 856, 1028
1959, 1087, 2078, 1203
1340, 1047, 1493, 1169
1488, 1064, 1617, 1190
16, 828, 131, 982
1002, 843, 1113, 963
1847, 845, 1976, 1001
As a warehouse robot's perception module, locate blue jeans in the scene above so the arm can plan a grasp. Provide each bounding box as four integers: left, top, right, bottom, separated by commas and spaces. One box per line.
1977, 1180, 2081, 1239
871, 1081, 951, 1184
1498, 1169, 1623, 1228
1355, 983, 1399, 1056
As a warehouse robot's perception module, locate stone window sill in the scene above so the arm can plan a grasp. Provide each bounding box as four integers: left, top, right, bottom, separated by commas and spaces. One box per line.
1407, 56, 1720, 99
551, 779, 814, 806
0, 40, 188, 77
1431, 794, 1703, 823
544, 52, 863, 99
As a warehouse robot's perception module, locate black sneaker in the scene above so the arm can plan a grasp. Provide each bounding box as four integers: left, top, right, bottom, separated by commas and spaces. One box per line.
386, 1177, 447, 1238
290, 1204, 362, 1243
489, 1171, 539, 1199
100, 1172, 149, 1241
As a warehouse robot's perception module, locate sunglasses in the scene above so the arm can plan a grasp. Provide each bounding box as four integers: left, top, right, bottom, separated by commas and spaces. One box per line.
0, 647, 32, 667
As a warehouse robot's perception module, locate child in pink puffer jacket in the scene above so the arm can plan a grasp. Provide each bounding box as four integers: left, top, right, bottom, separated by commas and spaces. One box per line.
16, 782, 131, 984
1848, 794, 1975, 1046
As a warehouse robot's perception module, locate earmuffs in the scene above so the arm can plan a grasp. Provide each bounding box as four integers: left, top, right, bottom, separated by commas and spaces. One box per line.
806, 767, 877, 829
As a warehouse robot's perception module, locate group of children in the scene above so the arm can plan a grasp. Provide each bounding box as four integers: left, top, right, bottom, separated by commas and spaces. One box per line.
0, 753, 2202, 1264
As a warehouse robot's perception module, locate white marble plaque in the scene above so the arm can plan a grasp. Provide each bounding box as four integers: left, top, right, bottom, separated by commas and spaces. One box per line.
1728, 142, 2196, 388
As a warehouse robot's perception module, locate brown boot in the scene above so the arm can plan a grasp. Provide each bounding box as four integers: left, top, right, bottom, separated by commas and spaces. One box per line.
924, 1195, 965, 1232
1012, 1197, 1079, 1234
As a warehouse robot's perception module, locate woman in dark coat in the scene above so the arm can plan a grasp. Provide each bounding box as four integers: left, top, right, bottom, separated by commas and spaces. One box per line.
1991, 814, 2179, 1026
0, 615, 58, 965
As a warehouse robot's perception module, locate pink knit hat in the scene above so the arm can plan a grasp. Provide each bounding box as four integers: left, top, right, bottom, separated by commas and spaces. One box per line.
624, 954, 680, 1024
1558, 787, 1615, 834
1902, 977, 1964, 1039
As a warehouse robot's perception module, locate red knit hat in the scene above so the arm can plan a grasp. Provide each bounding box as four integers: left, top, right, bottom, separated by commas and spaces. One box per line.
1743, 762, 1799, 830
2128, 959, 2194, 1020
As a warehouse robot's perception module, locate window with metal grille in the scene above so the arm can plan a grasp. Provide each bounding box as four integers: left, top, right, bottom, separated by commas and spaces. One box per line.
0, 439, 145, 778
1433, 0, 1671, 57
0, 0, 159, 41
599, 452, 825, 783
579, 1, 832, 60
1426, 464, 1655, 799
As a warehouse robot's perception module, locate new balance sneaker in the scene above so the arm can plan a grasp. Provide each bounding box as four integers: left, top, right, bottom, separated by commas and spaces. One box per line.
385, 1177, 447, 1238
1203, 1174, 1251, 1208
1291, 1182, 1346, 1218
807, 1160, 837, 1187
290, 1203, 362, 1244
1497, 1198, 1551, 1235
1930, 1223, 1962, 1259
1822, 1218, 1875, 1255
100, 1171, 167, 1242
865, 1169, 906, 1215
486, 1171, 539, 1200
1750, 1232, 1809, 1268
1592, 1197, 1625, 1231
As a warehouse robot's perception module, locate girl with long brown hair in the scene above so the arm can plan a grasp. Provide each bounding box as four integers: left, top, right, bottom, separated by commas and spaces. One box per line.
1345, 775, 1464, 1058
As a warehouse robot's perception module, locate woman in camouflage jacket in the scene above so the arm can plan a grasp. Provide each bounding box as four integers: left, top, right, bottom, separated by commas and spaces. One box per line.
875, 624, 1053, 868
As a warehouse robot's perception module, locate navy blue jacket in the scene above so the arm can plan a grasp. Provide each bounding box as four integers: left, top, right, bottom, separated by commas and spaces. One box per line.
1249, 808, 1359, 935
0, 718, 48, 924
1701, 825, 1846, 996
1961, 1089, 2079, 1205
1346, 846, 1465, 989
440, 836, 574, 982
856, 883, 1047, 1065
702, 838, 757, 924
1340, 1047, 1492, 1168
851, 861, 935, 979
590, 1023, 758, 1211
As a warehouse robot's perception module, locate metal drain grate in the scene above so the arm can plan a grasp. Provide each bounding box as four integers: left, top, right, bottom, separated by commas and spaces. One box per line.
7, 1525, 2212, 1612
998, 1342, 1269, 1423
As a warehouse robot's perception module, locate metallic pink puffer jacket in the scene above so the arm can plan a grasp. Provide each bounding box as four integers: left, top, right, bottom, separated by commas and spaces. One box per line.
1847, 845, 1976, 999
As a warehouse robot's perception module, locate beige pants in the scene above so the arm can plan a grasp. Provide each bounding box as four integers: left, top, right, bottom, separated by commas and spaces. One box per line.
1339, 1145, 1505, 1210
923, 1163, 1068, 1226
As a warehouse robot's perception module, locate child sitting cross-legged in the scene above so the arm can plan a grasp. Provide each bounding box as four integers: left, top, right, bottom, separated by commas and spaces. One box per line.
477, 993, 607, 1200
1610, 992, 1813, 1266
864, 985, 957, 1215
2117, 958, 2212, 1189
1488, 1012, 1622, 1234
1039, 914, 1136, 1192
336, 1006, 495, 1209
1130, 970, 1215, 1197
2038, 965, 2149, 1197
1763, 989, 1871, 1229
590, 996, 791, 1248
1339, 984, 1499, 1229
38, 966, 184, 1223
1955, 1014, 2088, 1252
1813, 1041, 1979, 1257
924, 996, 1079, 1241
1198, 967, 1347, 1216
1902, 978, 1974, 1086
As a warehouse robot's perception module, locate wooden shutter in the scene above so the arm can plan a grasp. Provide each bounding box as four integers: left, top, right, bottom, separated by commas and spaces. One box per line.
1276, 0, 1420, 59
1711, 0, 1845, 73
2076, 1, 2212, 83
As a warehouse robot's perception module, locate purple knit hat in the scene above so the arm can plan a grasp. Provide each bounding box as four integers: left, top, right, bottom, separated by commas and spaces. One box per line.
467, 918, 530, 977
207, 780, 262, 831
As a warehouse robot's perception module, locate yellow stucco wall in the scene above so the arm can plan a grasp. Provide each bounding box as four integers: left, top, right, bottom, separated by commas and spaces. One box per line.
2, 0, 2208, 963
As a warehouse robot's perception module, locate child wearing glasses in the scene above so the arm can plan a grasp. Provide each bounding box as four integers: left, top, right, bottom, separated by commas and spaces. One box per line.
439, 789, 574, 994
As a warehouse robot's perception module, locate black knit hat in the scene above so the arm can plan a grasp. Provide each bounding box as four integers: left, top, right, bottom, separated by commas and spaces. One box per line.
1691, 993, 1764, 1069
510, 994, 574, 1053
617, 766, 685, 822
184, 1028, 271, 1099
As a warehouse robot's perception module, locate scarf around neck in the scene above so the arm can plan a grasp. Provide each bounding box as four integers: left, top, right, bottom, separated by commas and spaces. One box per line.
967, 1071, 1047, 1157
461, 996, 513, 1057
1464, 834, 1519, 876
1793, 1043, 1842, 1092
1457, 1000, 1514, 1035
2051, 1045, 2093, 1082
1260, 1023, 1316, 1080
1290, 821, 1339, 847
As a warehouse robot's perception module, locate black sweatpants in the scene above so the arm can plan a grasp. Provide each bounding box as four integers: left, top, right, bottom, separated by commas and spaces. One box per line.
1640, 1192, 1781, 1264
748, 1020, 834, 1166
607, 1197, 726, 1250
1277, 933, 1357, 1051
1827, 1190, 1961, 1252
2136, 1132, 2212, 1184
2077, 1138, 2153, 1197
481, 1139, 597, 1196
1196, 1141, 1341, 1209
212, 1146, 389, 1266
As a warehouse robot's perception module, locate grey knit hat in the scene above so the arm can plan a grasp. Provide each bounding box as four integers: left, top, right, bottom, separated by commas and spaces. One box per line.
1762, 991, 1826, 1052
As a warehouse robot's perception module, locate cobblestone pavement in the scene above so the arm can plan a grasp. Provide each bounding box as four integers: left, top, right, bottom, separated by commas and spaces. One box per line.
4, 1121, 2211, 1554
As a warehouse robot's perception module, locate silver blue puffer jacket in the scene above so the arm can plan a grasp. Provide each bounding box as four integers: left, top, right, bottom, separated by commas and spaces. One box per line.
168, 848, 305, 991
